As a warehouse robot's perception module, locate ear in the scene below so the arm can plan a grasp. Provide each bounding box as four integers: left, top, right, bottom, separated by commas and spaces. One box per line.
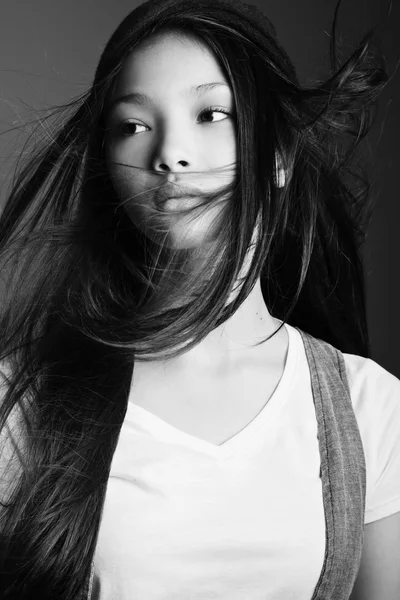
274, 152, 286, 188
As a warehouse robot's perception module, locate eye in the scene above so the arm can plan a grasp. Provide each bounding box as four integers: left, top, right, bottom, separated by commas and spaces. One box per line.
198, 106, 231, 123
118, 121, 148, 136
112, 106, 232, 138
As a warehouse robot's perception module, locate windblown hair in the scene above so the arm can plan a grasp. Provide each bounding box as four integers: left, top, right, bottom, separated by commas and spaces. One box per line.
0, 0, 392, 596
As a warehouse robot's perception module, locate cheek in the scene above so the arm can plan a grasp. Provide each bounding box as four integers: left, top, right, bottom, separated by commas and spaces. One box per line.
105, 160, 162, 233
108, 164, 140, 197
205, 126, 237, 166
106, 135, 149, 170
105, 139, 147, 199
105, 159, 144, 213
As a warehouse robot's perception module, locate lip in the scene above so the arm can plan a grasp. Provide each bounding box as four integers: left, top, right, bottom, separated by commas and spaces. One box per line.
163, 196, 202, 211
157, 182, 202, 202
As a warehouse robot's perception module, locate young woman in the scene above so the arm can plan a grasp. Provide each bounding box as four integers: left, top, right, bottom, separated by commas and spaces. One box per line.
0, 0, 399, 598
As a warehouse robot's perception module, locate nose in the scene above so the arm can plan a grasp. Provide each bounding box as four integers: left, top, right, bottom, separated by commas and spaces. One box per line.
156, 159, 189, 172
151, 129, 193, 173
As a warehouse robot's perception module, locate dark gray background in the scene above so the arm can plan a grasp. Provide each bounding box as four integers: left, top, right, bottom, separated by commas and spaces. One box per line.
0, 0, 398, 377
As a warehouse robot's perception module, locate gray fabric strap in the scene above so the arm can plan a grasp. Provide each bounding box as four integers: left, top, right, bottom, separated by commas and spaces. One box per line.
297, 327, 366, 599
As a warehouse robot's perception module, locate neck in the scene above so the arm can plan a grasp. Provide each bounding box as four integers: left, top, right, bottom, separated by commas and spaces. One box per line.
165, 277, 280, 372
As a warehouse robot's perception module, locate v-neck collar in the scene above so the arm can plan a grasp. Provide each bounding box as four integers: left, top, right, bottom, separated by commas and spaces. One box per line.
127, 323, 298, 459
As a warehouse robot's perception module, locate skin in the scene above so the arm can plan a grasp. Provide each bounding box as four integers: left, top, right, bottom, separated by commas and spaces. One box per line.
105, 31, 286, 371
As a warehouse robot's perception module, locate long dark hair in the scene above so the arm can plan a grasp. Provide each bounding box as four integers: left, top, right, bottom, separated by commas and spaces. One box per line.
0, 0, 392, 596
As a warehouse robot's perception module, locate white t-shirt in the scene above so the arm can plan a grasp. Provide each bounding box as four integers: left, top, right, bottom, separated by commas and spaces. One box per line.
91, 323, 400, 599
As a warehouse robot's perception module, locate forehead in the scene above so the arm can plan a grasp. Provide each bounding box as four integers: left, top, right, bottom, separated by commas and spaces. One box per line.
113, 32, 229, 93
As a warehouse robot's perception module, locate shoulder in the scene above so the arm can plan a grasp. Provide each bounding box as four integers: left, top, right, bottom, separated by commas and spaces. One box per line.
342, 352, 400, 446
342, 352, 400, 409
343, 358, 400, 599
342, 351, 400, 524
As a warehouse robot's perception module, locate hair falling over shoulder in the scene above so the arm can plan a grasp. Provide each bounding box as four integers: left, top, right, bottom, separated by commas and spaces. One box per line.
0, 0, 394, 596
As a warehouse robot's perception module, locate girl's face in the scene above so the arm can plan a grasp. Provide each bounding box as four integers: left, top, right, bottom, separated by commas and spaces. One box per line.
104, 32, 237, 248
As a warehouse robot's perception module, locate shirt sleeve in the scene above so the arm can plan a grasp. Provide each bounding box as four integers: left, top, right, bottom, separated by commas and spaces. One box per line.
343, 352, 400, 524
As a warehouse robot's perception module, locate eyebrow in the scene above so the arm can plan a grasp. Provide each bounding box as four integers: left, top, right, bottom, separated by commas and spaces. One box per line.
108, 82, 230, 112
